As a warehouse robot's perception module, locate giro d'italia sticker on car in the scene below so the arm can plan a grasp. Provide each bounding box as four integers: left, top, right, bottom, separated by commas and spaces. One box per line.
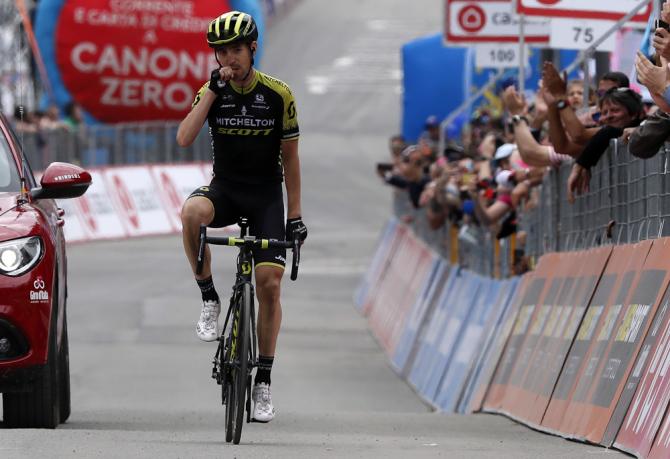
30, 277, 50, 303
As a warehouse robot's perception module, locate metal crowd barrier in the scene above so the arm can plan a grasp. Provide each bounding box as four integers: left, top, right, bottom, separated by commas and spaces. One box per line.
15, 122, 212, 171
395, 139, 667, 278
525, 140, 670, 258
393, 192, 514, 279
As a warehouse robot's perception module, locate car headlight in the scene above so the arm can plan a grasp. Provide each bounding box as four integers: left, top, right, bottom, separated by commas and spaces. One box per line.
0, 237, 42, 276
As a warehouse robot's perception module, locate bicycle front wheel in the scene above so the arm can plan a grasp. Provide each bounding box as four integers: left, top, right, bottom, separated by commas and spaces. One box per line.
232, 282, 252, 445
223, 332, 234, 443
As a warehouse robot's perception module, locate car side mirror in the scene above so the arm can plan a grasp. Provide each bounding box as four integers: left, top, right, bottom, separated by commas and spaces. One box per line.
30, 162, 92, 200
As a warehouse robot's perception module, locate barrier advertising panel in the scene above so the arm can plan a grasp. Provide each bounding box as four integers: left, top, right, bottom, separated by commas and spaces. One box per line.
103, 166, 173, 236
73, 169, 127, 240
367, 228, 435, 355
391, 260, 450, 376
361, 224, 409, 316
483, 253, 557, 411
580, 239, 670, 445
542, 241, 653, 436
508, 247, 611, 425
149, 163, 210, 232
615, 275, 670, 456
408, 269, 481, 404
649, 406, 670, 459
435, 278, 503, 412
57, 197, 88, 243
462, 276, 522, 413
353, 219, 400, 310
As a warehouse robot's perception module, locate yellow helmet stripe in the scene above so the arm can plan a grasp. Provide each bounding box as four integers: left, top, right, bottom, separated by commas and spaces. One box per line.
234, 13, 246, 34
224, 12, 234, 34
215, 17, 221, 37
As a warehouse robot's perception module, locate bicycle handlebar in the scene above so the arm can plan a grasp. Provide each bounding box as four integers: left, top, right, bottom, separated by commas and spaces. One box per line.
196, 225, 301, 280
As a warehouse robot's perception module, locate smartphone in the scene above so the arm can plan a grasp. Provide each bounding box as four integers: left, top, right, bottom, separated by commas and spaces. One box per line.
655, 19, 670, 32
376, 162, 394, 173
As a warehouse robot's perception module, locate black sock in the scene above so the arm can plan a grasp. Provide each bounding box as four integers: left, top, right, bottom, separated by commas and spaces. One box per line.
255, 355, 274, 385
196, 276, 219, 303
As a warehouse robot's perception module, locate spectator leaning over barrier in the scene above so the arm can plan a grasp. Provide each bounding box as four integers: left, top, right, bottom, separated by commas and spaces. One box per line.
380, 145, 431, 213
543, 63, 630, 152
502, 86, 573, 168
567, 88, 644, 203
628, 51, 670, 157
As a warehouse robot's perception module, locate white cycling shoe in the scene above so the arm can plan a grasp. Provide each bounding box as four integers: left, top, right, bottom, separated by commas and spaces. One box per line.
252, 383, 275, 422
196, 300, 220, 342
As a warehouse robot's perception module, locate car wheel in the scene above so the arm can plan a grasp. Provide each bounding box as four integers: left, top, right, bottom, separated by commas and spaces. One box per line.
2, 289, 61, 428
58, 309, 71, 424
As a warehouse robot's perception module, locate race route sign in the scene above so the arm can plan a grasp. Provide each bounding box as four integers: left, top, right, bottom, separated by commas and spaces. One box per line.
446, 0, 549, 44
55, 0, 230, 123
517, 0, 652, 23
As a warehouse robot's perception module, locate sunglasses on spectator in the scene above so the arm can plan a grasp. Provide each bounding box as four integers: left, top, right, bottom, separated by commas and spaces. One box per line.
597, 87, 633, 98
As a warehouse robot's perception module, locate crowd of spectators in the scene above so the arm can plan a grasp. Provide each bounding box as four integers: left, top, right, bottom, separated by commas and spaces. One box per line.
9, 102, 85, 167
378, 4, 670, 275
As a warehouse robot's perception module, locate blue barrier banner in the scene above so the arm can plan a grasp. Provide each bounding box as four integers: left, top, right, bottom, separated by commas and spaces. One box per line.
458, 276, 520, 413
353, 218, 399, 311
435, 277, 502, 412
407, 268, 459, 400
391, 260, 450, 375
409, 269, 483, 404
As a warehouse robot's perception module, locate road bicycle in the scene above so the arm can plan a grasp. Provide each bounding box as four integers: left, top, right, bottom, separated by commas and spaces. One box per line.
196, 218, 300, 444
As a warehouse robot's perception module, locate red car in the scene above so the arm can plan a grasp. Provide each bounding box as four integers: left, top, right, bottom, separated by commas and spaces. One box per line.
0, 113, 91, 428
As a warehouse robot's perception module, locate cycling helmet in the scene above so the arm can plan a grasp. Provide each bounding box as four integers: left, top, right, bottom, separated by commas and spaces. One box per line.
207, 11, 258, 48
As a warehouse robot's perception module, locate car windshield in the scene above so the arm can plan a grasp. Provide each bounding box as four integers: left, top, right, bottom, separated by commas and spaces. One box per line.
0, 130, 21, 192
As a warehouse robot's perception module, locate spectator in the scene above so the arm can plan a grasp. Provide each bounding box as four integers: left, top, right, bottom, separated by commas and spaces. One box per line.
567, 87, 644, 202
419, 115, 441, 160
380, 145, 431, 210
502, 86, 573, 167
63, 102, 84, 130
39, 104, 68, 131
625, 52, 670, 158
12, 105, 37, 133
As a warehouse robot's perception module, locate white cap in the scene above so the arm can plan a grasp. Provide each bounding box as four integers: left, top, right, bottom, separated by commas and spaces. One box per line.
494, 143, 516, 160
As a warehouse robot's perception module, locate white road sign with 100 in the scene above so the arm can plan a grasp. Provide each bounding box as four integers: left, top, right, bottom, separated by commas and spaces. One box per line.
475, 44, 529, 69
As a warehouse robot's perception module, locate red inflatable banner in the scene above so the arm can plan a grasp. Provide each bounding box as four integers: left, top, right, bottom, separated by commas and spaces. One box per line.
55, 0, 230, 122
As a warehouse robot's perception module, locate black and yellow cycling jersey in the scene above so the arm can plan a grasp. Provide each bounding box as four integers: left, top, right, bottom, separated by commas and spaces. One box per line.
192, 70, 299, 185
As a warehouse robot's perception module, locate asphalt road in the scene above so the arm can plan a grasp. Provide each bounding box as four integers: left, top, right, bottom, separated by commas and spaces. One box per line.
1, 0, 628, 457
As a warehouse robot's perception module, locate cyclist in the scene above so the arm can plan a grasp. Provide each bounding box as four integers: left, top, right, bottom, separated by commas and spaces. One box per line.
176, 10, 307, 423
